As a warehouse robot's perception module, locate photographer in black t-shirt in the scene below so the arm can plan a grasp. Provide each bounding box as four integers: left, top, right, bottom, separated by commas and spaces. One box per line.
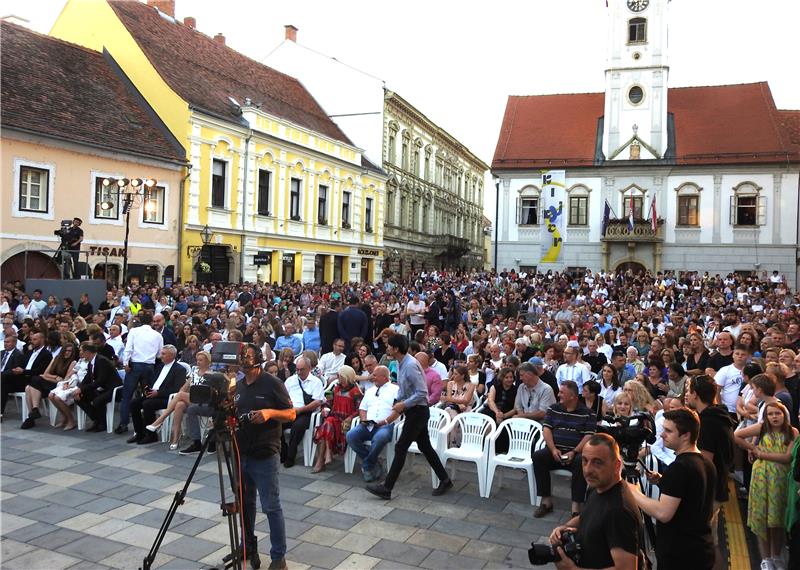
549, 433, 640, 569
627, 408, 717, 569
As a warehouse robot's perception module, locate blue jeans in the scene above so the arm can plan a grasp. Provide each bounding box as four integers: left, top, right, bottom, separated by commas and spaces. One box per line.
185, 403, 214, 441
241, 454, 285, 561
345, 423, 394, 472
119, 362, 154, 425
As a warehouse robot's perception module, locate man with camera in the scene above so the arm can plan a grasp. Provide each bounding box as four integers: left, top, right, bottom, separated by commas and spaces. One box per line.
542, 433, 640, 569
64, 217, 83, 278
233, 343, 296, 570
626, 408, 717, 569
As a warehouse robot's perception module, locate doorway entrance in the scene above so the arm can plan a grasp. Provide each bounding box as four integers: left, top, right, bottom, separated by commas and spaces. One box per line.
615, 261, 646, 275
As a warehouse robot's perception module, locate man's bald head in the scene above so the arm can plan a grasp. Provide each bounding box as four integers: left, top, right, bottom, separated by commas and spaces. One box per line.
415, 352, 430, 368
373, 365, 390, 386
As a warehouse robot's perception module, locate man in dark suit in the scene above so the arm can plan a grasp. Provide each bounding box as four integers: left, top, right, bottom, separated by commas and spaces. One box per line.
128, 345, 186, 444
0, 334, 27, 416
152, 313, 178, 347
75, 343, 122, 432
319, 299, 340, 355
91, 332, 118, 366
17, 332, 53, 428
337, 295, 368, 352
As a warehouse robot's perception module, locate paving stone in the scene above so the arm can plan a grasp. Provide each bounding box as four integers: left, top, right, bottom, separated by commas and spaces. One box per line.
407, 527, 469, 553
289, 542, 350, 569
381, 508, 439, 529
25, 504, 84, 524
55, 535, 129, 562
305, 494, 342, 509
297, 525, 348, 547
2, 477, 40, 493
103, 503, 153, 520
333, 553, 381, 570
0, 513, 35, 533
385, 496, 431, 512
459, 540, 513, 562
34, 445, 85, 457
480, 525, 536, 548
283, 518, 315, 539
281, 487, 320, 505
331, 498, 393, 520
63, 561, 112, 570
421, 501, 474, 520
420, 549, 487, 570
91, 465, 143, 481
456, 492, 509, 512
33, 457, 84, 470
195, 522, 233, 544
102, 546, 172, 570
2, 548, 80, 570
78, 496, 129, 514
160, 535, 225, 559
169, 516, 219, 537
107, 522, 180, 548
282, 501, 318, 521
18, 485, 61, 500
83, 518, 134, 538
2, 495, 50, 515
158, 557, 198, 569
28, 527, 85, 550
430, 516, 488, 539
519, 516, 560, 536
102, 484, 147, 500
1, 538, 36, 562
469, 508, 527, 530
332, 533, 381, 555
301, 480, 351, 496
35, 471, 91, 487
304, 510, 362, 530
55, 512, 110, 532
372, 560, 419, 570
5, 521, 60, 542
129, 508, 193, 529
350, 518, 417, 542
365, 539, 431, 567
41, 488, 99, 508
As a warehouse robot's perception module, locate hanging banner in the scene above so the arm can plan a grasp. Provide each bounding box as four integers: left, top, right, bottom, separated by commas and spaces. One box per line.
539, 170, 566, 263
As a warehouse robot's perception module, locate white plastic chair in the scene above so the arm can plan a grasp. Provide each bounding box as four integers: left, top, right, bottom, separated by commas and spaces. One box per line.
530, 427, 571, 506
440, 412, 496, 497
397, 407, 449, 486
158, 392, 178, 443
283, 409, 321, 467
13, 392, 49, 423
72, 384, 123, 432
485, 418, 543, 505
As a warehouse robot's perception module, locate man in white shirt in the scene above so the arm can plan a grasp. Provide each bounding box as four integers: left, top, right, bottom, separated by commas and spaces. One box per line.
345, 365, 399, 481
317, 338, 346, 384
282, 356, 325, 467
106, 325, 125, 360
128, 345, 186, 444
714, 346, 748, 415
406, 294, 427, 337
116, 313, 163, 434
556, 346, 592, 391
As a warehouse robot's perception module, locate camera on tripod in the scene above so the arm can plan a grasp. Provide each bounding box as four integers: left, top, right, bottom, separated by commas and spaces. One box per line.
53, 219, 72, 242
528, 530, 581, 565
597, 412, 656, 467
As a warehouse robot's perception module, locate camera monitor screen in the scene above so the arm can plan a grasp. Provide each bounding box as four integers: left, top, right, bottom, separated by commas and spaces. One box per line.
211, 341, 243, 364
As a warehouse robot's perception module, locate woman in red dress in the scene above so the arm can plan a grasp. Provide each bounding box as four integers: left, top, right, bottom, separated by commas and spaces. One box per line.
312, 365, 362, 473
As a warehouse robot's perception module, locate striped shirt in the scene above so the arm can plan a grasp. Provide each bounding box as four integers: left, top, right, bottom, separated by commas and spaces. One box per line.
542, 403, 596, 451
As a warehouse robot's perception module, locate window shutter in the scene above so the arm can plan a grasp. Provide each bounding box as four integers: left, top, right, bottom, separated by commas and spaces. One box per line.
729, 196, 735, 225
516, 197, 520, 225
757, 195, 767, 226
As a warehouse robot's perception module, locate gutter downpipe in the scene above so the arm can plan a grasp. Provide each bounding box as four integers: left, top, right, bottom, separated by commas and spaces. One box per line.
176, 163, 192, 283
494, 177, 500, 272
240, 123, 253, 284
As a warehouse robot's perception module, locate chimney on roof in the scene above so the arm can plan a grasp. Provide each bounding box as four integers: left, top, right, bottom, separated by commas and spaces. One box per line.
214, 33, 225, 45
285, 25, 298, 42
146, 0, 175, 18
183, 16, 196, 29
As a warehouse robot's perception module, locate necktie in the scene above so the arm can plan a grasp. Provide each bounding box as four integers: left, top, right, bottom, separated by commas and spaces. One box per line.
87, 361, 94, 381
1, 351, 8, 370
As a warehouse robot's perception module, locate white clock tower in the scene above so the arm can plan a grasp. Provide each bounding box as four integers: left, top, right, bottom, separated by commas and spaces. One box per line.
602, 0, 670, 161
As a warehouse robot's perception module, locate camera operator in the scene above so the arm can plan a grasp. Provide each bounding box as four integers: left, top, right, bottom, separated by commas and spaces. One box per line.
235, 343, 296, 570
547, 433, 640, 569
66, 217, 83, 278
626, 408, 717, 570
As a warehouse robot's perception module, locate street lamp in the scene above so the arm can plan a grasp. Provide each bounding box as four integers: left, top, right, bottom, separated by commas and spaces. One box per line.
200, 224, 213, 246
100, 176, 157, 286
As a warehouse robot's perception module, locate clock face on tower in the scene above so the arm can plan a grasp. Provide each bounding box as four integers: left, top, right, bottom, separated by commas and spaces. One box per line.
627, 0, 649, 12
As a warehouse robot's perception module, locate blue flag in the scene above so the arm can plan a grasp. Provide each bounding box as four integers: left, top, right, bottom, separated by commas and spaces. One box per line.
602, 200, 611, 236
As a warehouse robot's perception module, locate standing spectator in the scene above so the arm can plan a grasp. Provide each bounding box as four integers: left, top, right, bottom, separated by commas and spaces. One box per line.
152, 313, 177, 347
319, 300, 340, 355
302, 319, 321, 354
338, 296, 368, 352
406, 293, 427, 337
713, 344, 749, 416
583, 339, 608, 374
706, 331, 735, 373
556, 346, 592, 391
117, 313, 163, 434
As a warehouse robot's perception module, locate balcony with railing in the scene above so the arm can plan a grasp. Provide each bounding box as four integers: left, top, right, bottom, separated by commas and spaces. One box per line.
432, 234, 470, 257
601, 219, 664, 242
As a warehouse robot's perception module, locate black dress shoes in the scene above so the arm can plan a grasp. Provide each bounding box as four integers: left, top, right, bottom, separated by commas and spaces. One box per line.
114, 424, 129, 434
432, 478, 454, 497
127, 434, 141, 444
138, 432, 159, 445
365, 483, 392, 500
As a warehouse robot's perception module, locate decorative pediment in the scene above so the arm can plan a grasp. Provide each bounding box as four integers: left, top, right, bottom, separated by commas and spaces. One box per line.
608, 134, 661, 160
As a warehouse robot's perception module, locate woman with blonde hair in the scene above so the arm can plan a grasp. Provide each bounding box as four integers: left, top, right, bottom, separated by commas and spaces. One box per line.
312, 365, 362, 473
623, 379, 658, 414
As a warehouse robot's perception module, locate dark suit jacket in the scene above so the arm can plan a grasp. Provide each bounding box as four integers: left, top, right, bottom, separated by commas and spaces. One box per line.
337, 307, 367, 347
319, 309, 340, 354
160, 327, 178, 347
148, 361, 187, 398
1, 348, 26, 380
21, 348, 52, 380
80, 354, 121, 393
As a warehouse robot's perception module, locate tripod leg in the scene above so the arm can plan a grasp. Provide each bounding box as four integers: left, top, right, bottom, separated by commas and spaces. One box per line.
141, 429, 210, 570
217, 436, 243, 570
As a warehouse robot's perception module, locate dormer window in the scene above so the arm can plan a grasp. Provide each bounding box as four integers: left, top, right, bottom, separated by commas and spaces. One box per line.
628, 18, 647, 43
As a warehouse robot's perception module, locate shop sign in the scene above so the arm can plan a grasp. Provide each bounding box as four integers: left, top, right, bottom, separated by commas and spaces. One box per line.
254, 251, 271, 265
88, 245, 126, 257
282, 254, 294, 263
357, 248, 380, 256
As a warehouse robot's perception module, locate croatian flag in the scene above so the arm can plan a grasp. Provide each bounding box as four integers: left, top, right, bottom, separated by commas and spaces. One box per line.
627, 195, 635, 231
650, 194, 658, 232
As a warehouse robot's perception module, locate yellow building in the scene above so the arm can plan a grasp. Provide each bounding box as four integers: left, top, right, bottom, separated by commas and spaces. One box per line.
52, 0, 387, 284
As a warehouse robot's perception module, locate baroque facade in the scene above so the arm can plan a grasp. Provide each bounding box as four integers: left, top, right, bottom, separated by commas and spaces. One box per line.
492, 0, 800, 287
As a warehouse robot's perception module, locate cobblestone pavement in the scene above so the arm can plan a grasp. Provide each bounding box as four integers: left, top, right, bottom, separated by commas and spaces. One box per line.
1, 407, 565, 569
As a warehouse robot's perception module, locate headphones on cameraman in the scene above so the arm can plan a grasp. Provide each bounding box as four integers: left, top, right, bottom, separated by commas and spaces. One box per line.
241, 343, 264, 370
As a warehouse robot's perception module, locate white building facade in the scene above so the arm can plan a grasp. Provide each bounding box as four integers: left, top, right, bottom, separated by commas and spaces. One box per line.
492, 0, 800, 286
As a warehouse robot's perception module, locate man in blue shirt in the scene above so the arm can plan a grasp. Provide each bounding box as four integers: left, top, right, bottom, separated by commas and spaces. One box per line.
302, 319, 321, 354
366, 335, 452, 500
274, 323, 302, 355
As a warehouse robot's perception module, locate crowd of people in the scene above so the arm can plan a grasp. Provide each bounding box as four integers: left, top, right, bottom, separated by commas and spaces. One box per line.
1, 266, 799, 569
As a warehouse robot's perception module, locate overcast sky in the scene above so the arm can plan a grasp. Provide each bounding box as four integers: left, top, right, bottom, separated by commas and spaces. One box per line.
7, 0, 800, 218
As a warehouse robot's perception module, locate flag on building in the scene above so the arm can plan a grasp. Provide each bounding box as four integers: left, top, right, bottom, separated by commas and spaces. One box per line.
602, 200, 611, 236
650, 194, 658, 232
627, 195, 635, 231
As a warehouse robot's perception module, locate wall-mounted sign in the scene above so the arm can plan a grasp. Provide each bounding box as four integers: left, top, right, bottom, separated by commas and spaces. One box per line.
282, 254, 294, 263
253, 251, 272, 265
357, 248, 380, 256
88, 246, 126, 257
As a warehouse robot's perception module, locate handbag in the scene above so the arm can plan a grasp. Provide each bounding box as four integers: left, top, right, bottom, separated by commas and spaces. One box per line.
301, 387, 314, 406
342, 416, 354, 433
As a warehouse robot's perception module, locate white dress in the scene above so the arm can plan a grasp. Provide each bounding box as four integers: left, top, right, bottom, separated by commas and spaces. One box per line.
51, 359, 88, 405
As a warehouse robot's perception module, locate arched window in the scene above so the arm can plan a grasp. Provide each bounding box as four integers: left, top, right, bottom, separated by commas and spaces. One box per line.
387, 121, 399, 165
628, 17, 647, 43
516, 185, 541, 226
730, 182, 765, 227
674, 182, 702, 226
620, 184, 646, 219
567, 184, 591, 226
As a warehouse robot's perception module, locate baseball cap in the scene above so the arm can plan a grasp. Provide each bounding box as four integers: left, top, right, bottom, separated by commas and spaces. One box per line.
529, 356, 544, 367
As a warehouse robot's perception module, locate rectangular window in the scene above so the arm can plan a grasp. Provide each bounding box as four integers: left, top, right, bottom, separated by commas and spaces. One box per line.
402, 141, 409, 170
212, 159, 226, 208
142, 186, 165, 224
400, 196, 407, 227
412, 150, 419, 175
425, 156, 430, 180
518, 197, 538, 225
628, 18, 647, 43
290, 178, 301, 220
731, 195, 766, 226
257, 169, 271, 216
365, 197, 373, 232
318, 185, 328, 224
387, 191, 395, 225
387, 135, 396, 165
18, 166, 49, 212
568, 196, 588, 226
624, 196, 644, 219
95, 178, 119, 219
677, 195, 699, 226
342, 191, 351, 227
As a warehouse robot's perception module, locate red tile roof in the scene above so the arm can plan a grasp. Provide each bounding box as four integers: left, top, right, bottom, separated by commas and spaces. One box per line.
492, 82, 800, 169
1, 22, 185, 163
108, 1, 353, 145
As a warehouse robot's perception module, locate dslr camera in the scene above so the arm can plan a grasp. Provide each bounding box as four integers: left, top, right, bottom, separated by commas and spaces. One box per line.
189, 372, 230, 408
528, 530, 581, 565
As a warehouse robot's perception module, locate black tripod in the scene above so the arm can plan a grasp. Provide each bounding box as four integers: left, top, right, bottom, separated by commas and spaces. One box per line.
621, 456, 657, 560
52, 240, 74, 279
142, 415, 244, 570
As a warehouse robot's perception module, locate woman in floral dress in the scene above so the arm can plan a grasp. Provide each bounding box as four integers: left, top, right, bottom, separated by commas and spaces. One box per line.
312, 365, 362, 473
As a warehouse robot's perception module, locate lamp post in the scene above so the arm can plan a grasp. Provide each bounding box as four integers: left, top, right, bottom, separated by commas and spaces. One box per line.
100, 177, 157, 286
